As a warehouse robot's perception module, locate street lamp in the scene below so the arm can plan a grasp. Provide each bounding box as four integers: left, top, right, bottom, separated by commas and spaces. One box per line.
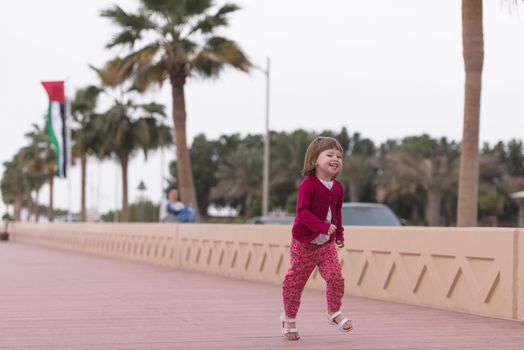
255, 57, 271, 217
137, 180, 147, 222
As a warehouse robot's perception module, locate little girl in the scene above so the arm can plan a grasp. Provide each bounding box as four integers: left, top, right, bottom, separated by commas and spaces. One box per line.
280, 136, 353, 340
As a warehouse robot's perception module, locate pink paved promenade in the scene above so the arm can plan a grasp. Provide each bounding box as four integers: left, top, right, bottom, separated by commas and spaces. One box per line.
1, 241, 523, 349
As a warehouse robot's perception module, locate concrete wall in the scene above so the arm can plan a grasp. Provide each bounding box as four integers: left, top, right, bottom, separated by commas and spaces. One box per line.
518, 229, 524, 321
9, 223, 523, 321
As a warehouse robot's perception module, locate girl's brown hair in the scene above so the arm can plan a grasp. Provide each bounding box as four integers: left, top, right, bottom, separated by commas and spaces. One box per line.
301, 136, 343, 178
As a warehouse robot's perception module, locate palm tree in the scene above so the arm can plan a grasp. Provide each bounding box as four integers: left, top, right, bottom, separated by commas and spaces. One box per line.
100, 0, 251, 218
457, 0, 484, 226
384, 136, 460, 226
15, 148, 35, 221
478, 150, 524, 225
270, 130, 315, 207
71, 86, 102, 221
341, 154, 376, 202
97, 99, 171, 222
18, 146, 47, 221
0, 163, 16, 219
457, 0, 522, 226
23, 122, 56, 222
212, 147, 262, 218
1, 157, 25, 221
386, 152, 458, 226
340, 132, 378, 203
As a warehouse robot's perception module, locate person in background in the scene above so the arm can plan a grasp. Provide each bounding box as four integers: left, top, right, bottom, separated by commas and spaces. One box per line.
159, 184, 196, 223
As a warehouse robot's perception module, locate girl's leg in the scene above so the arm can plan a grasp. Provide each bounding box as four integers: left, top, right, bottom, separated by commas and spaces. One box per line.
317, 243, 345, 314
282, 241, 317, 318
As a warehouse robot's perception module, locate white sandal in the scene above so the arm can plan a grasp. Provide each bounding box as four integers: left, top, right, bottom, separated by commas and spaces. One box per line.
280, 313, 300, 340
327, 310, 353, 332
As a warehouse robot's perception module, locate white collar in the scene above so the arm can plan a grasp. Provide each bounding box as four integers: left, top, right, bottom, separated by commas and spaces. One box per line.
317, 176, 333, 189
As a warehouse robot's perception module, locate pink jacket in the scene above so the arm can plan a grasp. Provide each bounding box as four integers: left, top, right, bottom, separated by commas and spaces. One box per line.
292, 175, 345, 244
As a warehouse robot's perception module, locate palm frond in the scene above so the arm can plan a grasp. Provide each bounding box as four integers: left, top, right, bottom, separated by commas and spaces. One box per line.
92, 44, 160, 87
189, 3, 240, 35
133, 62, 167, 92
216, 3, 240, 16
182, 0, 214, 17
90, 61, 132, 87
71, 85, 101, 118
107, 30, 140, 49
133, 118, 151, 157
161, 38, 197, 64
141, 0, 212, 23
101, 5, 156, 48
192, 36, 251, 77
139, 102, 166, 117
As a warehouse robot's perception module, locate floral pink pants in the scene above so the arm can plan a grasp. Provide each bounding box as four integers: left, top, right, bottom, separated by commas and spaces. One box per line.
282, 240, 345, 318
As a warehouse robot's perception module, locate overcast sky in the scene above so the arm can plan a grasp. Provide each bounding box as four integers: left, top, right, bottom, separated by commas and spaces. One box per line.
1, 0, 523, 216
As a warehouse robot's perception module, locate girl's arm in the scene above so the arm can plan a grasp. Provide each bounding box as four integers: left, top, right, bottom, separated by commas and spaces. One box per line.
296, 181, 331, 234
335, 187, 345, 242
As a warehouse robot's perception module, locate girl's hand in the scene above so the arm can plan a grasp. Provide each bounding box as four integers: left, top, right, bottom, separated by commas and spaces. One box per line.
336, 240, 344, 248
328, 224, 337, 235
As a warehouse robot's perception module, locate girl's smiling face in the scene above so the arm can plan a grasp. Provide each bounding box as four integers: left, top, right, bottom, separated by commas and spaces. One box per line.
315, 148, 342, 180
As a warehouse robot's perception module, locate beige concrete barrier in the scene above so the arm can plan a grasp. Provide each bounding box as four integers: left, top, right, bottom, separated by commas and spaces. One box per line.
337, 227, 518, 320
10, 223, 179, 267
9, 223, 523, 321
518, 229, 524, 321
177, 224, 291, 285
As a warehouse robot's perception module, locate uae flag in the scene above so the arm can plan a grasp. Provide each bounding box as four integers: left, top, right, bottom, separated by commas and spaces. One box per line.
42, 81, 68, 178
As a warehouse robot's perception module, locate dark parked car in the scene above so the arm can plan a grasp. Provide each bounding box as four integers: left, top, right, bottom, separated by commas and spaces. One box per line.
247, 216, 296, 225
247, 203, 404, 226
341, 202, 405, 226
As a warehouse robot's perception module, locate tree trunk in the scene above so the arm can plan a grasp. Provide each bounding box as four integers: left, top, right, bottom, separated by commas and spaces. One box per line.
47, 170, 54, 222
171, 82, 200, 220
13, 191, 22, 221
34, 189, 40, 222
457, 0, 483, 227
411, 202, 421, 225
120, 155, 129, 222
349, 182, 359, 202
244, 192, 254, 219
26, 192, 33, 222
80, 154, 87, 222
425, 190, 442, 226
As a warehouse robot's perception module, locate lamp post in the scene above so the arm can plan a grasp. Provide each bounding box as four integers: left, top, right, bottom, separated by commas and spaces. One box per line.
114, 157, 119, 222
137, 180, 147, 222
255, 57, 271, 217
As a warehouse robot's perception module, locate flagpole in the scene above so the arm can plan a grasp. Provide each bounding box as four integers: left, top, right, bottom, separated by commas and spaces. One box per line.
66, 77, 73, 222
160, 147, 165, 202
257, 57, 270, 217
114, 156, 119, 222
